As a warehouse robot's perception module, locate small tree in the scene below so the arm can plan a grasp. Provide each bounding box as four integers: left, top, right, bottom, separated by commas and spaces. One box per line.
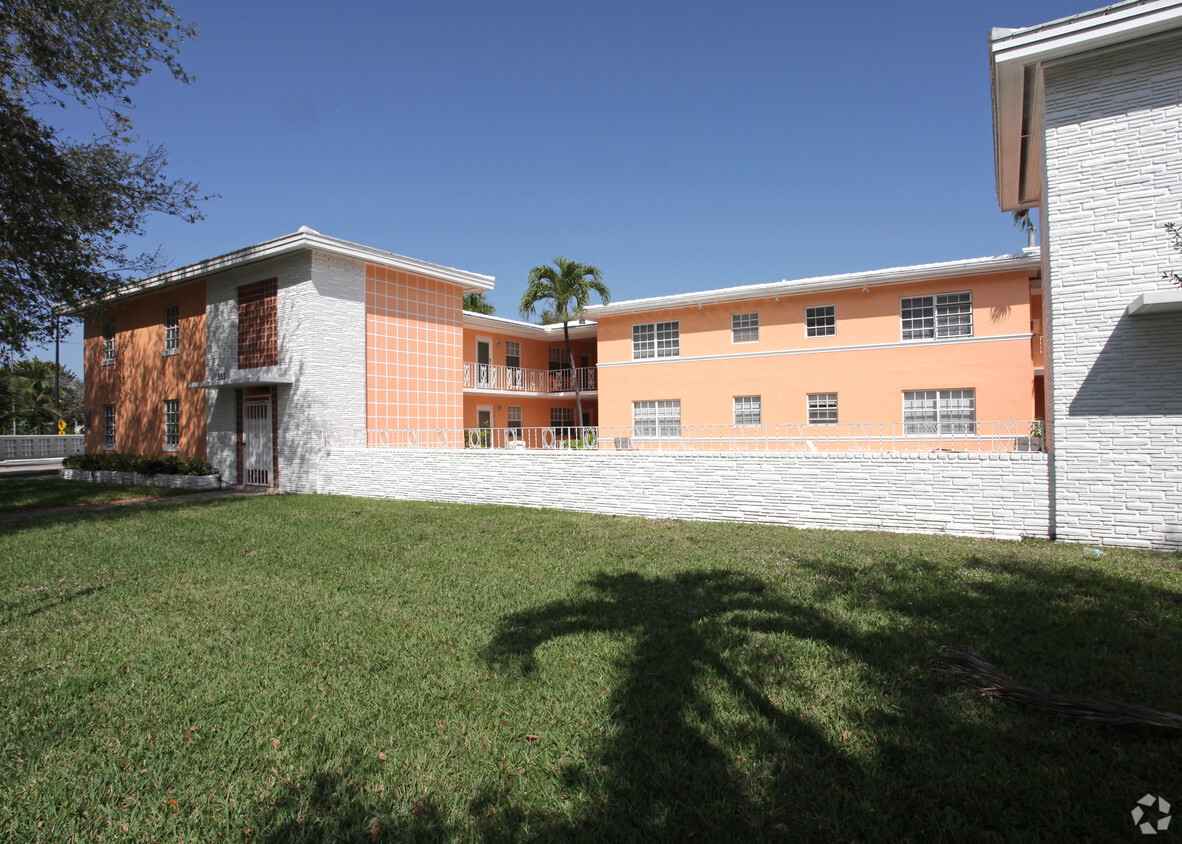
0, 0, 209, 358
519, 258, 609, 433
1164, 223, 1182, 287
463, 292, 495, 315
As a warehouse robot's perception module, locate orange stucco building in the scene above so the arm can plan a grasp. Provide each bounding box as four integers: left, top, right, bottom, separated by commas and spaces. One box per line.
80, 230, 1043, 485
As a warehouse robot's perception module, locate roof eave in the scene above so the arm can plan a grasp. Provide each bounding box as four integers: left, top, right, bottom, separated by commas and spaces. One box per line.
586, 252, 1041, 318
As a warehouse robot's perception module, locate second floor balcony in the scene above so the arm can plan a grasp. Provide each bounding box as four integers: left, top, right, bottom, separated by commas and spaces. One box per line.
463, 362, 598, 395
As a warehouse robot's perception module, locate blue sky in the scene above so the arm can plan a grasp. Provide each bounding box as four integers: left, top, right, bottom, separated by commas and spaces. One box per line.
39, 0, 1090, 375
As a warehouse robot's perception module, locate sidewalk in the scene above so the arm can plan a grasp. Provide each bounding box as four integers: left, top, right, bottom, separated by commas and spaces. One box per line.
0, 485, 275, 519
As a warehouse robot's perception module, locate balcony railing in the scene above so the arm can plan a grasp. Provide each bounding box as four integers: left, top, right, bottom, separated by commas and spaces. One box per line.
463, 363, 597, 393
349, 422, 1045, 454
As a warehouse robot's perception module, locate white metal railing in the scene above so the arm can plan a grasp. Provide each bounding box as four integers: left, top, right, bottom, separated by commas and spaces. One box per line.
463, 363, 597, 393
0, 435, 85, 461
343, 422, 1045, 454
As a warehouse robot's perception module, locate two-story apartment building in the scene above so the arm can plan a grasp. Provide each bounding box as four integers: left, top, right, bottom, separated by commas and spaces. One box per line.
81, 227, 1043, 481
588, 252, 1043, 446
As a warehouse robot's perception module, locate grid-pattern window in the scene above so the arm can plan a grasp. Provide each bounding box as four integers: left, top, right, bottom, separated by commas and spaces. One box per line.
104, 405, 116, 448
507, 406, 522, 430
808, 393, 839, 424
505, 341, 521, 369
731, 313, 759, 343
549, 346, 566, 371
901, 292, 973, 340
551, 407, 575, 428
903, 389, 976, 434
164, 305, 179, 354
163, 399, 179, 449
632, 322, 680, 359
633, 400, 681, 438
806, 305, 836, 337
733, 396, 761, 426
103, 321, 116, 364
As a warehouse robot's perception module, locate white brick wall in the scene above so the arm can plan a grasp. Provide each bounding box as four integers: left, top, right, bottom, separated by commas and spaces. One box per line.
277, 251, 367, 493
1042, 34, 1182, 550
318, 449, 1051, 541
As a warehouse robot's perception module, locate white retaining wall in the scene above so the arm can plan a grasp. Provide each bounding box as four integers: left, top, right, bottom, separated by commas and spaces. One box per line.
1042, 34, 1182, 550
319, 449, 1051, 541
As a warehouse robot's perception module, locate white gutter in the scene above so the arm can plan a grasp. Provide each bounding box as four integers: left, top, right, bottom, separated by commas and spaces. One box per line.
87, 227, 495, 306
587, 252, 1040, 318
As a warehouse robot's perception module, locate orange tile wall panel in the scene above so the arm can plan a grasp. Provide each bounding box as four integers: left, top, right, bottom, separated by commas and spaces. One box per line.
365, 264, 464, 434
82, 282, 208, 457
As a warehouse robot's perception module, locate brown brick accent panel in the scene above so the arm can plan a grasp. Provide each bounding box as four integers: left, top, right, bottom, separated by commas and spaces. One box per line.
238, 278, 278, 369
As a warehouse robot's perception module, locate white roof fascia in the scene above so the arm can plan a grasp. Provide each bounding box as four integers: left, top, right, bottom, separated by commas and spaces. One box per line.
586, 252, 1041, 318
990, 1, 1182, 212
463, 311, 597, 340
92, 230, 495, 305
991, 0, 1182, 66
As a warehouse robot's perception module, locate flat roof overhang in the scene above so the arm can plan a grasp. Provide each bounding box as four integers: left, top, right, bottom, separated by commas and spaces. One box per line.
990, 0, 1182, 212
1127, 289, 1182, 316
188, 368, 294, 389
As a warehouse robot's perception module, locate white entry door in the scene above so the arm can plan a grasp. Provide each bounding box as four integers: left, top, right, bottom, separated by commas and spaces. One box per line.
244, 399, 272, 486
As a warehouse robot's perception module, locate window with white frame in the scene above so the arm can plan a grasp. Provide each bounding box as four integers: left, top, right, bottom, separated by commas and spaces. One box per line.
505, 340, 521, 369
632, 321, 679, 359
507, 406, 522, 430
731, 312, 758, 343
900, 292, 972, 340
104, 404, 116, 448
102, 320, 116, 364
164, 305, 179, 354
805, 305, 836, 337
549, 346, 566, 371
807, 393, 838, 424
163, 399, 179, 450
633, 400, 681, 438
551, 407, 575, 429
733, 396, 761, 426
903, 389, 976, 434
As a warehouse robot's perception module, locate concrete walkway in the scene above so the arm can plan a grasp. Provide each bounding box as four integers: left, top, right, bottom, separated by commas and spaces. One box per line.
0, 485, 275, 520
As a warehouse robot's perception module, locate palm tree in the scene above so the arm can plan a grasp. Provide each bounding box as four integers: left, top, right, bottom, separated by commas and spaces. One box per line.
519, 257, 610, 434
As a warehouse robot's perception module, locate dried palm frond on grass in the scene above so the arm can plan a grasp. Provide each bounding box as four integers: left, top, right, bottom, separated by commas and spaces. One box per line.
934, 646, 1182, 730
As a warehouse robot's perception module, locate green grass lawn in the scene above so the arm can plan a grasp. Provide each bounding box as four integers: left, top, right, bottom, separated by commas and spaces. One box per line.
0, 477, 196, 513
0, 494, 1179, 841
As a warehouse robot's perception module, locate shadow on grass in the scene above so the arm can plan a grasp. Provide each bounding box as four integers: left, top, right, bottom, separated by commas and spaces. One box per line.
0, 584, 105, 624
473, 561, 1182, 840
248, 547, 1181, 840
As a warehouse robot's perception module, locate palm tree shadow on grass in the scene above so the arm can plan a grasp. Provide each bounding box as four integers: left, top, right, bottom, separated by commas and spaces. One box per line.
480, 570, 868, 840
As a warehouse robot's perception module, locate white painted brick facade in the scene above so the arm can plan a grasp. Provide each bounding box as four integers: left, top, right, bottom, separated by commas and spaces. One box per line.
1042, 34, 1182, 550
319, 449, 1051, 542
202, 251, 367, 490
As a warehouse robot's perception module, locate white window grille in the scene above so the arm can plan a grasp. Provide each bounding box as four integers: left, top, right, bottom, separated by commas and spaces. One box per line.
901, 292, 972, 340
164, 305, 179, 353
807, 393, 838, 424
633, 400, 681, 438
103, 321, 116, 364
164, 399, 179, 449
104, 405, 116, 448
733, 396, 761, 426
805, 305, 836, 337
731, 312, 759, 343
632, 322, 680, 359
507, 406, 522, 430
505, 341, 521, 369
903, 389, 976, 434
